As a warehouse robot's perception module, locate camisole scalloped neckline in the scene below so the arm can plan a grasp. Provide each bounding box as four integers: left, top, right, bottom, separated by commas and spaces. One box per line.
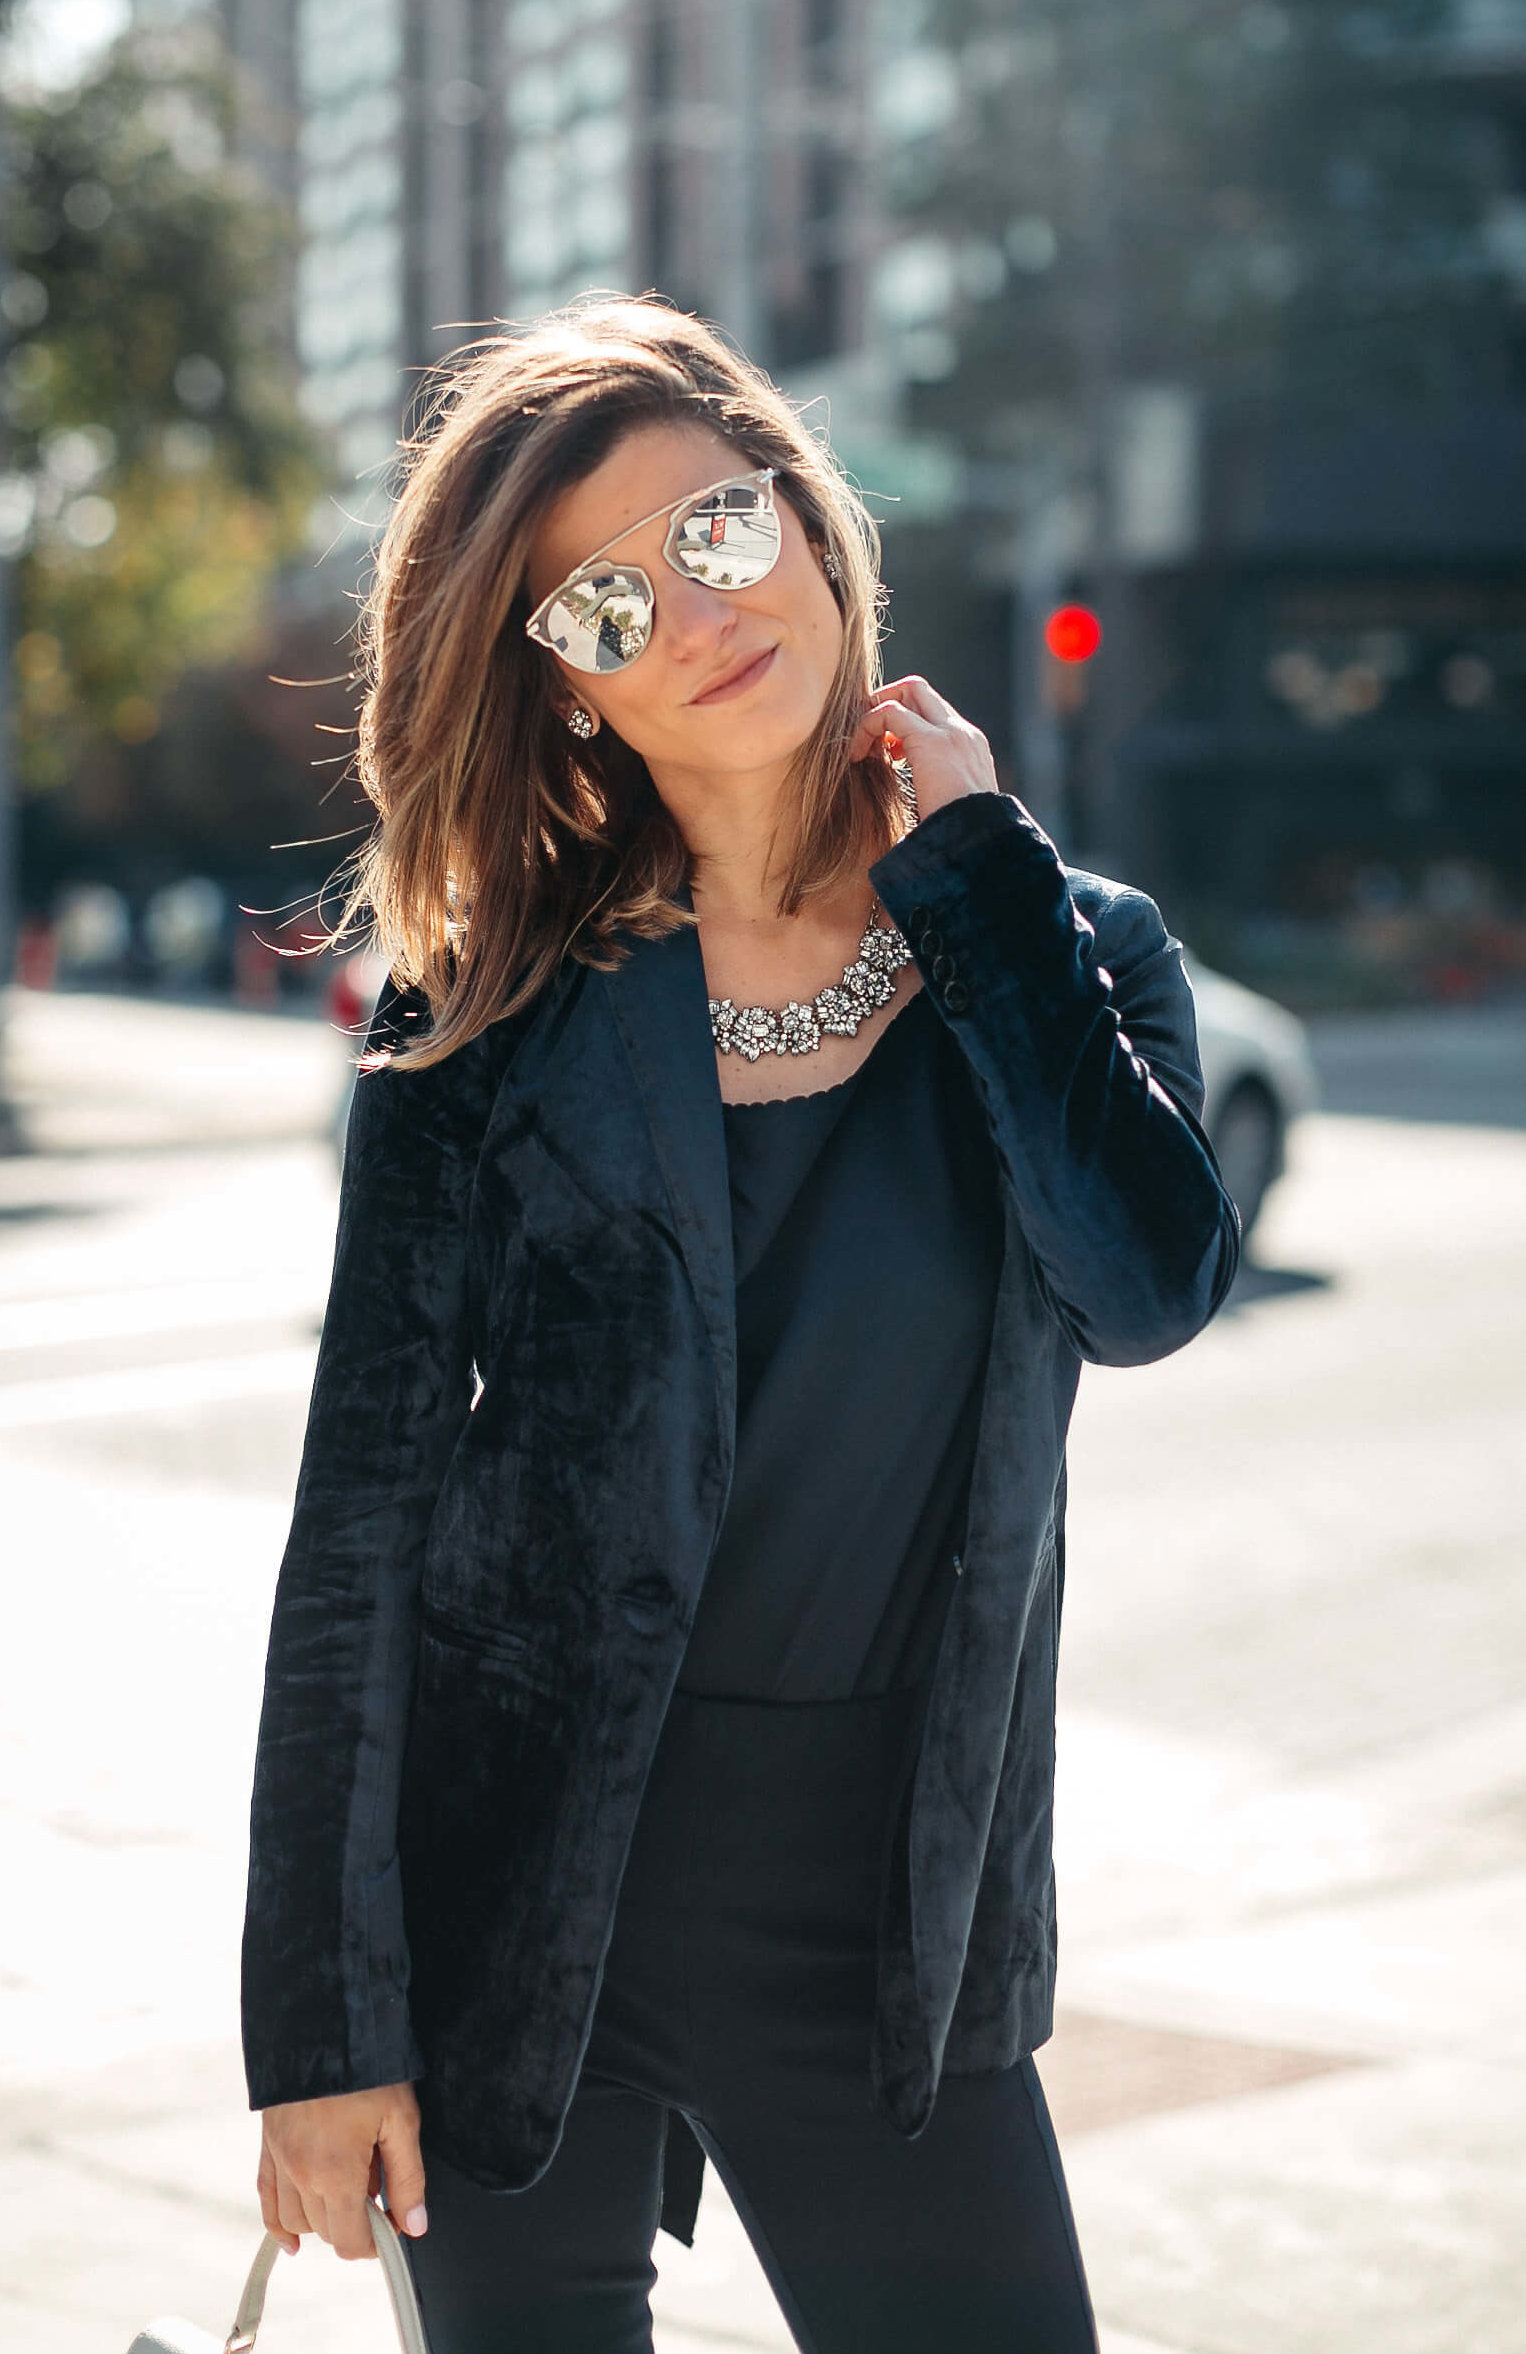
719, 985, 931, 1116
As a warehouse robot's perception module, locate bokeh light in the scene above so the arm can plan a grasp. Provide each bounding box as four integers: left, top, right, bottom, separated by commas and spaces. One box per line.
1044, 604, 1104, 664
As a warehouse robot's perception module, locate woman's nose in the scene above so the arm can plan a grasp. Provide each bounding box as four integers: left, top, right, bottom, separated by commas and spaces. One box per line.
657, 570, 738, 660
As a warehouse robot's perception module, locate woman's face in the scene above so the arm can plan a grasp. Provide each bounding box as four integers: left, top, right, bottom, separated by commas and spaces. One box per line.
525, 421, 846, 785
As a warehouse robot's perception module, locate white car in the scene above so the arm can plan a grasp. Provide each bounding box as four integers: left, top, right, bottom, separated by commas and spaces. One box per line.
1185, 954, 1320, 1242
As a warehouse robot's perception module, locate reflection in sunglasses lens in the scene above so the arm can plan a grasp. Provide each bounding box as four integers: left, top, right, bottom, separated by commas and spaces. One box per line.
549, 567, 654, 672
672, 491, 781, 590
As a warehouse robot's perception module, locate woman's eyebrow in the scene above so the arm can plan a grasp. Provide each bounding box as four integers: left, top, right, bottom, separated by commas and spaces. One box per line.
558, 487, 691, 579
558, 471, 755, 582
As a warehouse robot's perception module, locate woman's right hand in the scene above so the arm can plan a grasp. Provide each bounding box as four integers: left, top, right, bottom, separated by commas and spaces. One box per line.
257, 2082, 428, 2261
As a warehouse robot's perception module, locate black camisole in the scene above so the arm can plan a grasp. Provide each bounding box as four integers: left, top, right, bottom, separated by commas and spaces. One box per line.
676, 987, 1005, 1703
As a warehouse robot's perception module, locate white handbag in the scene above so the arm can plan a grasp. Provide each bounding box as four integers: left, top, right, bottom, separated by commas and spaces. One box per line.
127, 2201, 429, 2354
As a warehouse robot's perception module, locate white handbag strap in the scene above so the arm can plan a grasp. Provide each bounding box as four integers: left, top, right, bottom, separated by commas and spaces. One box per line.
224, 2203, 430, 2354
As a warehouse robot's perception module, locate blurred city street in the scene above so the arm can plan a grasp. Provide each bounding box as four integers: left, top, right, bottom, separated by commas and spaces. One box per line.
0, 984, 1521, 2353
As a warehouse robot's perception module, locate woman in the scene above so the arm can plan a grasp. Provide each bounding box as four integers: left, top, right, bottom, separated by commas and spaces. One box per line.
243, 296, 1241, 2352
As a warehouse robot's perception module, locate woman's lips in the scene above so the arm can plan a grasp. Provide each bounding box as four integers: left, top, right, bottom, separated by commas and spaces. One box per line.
688, 644, 778, 705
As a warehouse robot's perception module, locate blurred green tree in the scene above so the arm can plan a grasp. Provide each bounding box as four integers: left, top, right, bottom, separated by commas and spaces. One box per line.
1, 17, 325, 795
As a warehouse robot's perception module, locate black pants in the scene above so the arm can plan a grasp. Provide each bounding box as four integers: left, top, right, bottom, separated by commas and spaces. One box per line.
405, 1687, 1098, 2353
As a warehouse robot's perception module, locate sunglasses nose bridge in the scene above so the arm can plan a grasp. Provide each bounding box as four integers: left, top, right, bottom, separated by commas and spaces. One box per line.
652, 561, 742, 650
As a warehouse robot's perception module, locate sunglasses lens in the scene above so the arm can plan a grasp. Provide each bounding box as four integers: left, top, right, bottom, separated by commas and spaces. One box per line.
669, 482, 782, 588
538, 566, 654, 674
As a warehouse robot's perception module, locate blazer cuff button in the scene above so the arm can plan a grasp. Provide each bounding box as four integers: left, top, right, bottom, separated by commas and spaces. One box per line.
943, 979, 971, 1013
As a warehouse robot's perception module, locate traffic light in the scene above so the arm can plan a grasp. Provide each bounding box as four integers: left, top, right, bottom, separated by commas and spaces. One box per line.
1044, 604, 1104, 664
1041, 604, 1103, 717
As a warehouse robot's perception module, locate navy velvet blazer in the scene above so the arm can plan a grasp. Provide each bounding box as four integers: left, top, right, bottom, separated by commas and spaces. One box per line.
241, 790, 1241, 2235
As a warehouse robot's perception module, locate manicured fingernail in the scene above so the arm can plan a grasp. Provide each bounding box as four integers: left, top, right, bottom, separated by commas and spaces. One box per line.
405, 2204, 428, 2236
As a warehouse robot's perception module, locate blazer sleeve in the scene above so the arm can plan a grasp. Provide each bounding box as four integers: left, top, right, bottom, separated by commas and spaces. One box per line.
869, 791, 1241, 1367
241, 981, 504, 2109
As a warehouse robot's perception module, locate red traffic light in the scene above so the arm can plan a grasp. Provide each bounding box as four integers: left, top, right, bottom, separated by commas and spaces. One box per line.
1044, 604, 1103, 664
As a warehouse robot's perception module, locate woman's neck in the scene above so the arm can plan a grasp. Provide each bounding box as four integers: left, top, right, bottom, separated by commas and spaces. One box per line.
648, 752, 914, 1103
649, 753, 798, 923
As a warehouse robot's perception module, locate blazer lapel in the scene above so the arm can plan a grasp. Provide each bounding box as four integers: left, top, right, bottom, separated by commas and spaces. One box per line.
600, 920, 736, 1441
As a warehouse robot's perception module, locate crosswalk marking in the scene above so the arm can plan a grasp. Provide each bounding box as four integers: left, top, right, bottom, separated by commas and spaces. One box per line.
0, 1346, 318, 1429
0, 1279, 324, 1351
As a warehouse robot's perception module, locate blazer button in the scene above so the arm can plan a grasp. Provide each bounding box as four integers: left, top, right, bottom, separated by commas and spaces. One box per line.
909, 903, 931, 934
943, 979, 971, 1013
932, 954, 955, 985
919, 928, 943, 958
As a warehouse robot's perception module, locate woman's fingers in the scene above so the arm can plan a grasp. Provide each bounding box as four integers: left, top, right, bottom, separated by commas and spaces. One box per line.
851, 688, 1000, 815
278, 2176, 378, 2264
850, 695, 939, 763
322, 2186, 382, 2264
257, 2143, 302, 2256
873, 674, 955, 723
378, 2090, 430, 2239
273, 2169, 314, 2248
864, 695, 938, 735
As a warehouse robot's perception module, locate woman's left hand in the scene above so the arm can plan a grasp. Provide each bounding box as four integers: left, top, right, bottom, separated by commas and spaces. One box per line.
849, 675, 1001, 819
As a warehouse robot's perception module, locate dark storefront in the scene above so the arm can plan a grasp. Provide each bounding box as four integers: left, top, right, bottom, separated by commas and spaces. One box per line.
1118, 408, 1526, 1005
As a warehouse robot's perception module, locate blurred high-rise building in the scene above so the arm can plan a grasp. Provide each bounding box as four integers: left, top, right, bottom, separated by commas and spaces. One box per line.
274, 0, 878, 525
216, 0, 302, 206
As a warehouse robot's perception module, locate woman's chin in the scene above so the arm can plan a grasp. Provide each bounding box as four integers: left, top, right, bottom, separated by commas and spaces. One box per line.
632, 670, 837, 782
670, 710, 824, 777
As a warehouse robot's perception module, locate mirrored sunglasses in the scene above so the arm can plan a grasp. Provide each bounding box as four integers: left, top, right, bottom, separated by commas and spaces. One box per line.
524, 467, 782, 676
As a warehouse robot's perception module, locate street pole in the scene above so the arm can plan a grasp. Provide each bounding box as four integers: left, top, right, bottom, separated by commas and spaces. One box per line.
711, 0, 763, 360
1010, 571, 1067, 850
961, 454, 1070, 851
1010, 444, 1074, 853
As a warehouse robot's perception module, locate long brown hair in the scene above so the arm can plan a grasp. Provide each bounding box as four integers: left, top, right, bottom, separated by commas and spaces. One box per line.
343, 294, 904, 1070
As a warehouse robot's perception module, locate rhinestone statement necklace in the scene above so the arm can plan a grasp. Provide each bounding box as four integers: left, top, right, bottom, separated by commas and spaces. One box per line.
709, 909, 914, 1060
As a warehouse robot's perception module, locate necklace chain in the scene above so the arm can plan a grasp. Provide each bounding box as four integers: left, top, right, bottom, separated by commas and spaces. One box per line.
709, 909, 914, 1060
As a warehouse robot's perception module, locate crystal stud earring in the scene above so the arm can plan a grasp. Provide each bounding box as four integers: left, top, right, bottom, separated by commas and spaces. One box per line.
821, 549, 841, 584
566, 706, 596, 740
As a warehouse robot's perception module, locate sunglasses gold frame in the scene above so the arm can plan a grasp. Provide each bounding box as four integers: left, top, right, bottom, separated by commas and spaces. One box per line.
523, 466, 780, 673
